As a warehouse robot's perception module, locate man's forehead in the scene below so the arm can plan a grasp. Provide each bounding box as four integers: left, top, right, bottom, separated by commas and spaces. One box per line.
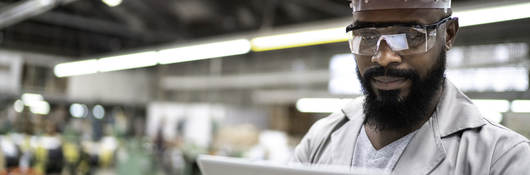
352, 9, 449, 25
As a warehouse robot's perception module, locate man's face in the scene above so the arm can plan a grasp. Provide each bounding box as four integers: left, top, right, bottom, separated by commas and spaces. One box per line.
352, 9, 458, 130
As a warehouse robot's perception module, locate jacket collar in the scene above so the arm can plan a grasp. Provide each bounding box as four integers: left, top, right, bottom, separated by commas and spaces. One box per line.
340, 80, 486, 174
394, 80, 486, 174
325, 97, 364, 165
393, 114, 446, 174
341, 96, 364, 121
435, 80, 486, 137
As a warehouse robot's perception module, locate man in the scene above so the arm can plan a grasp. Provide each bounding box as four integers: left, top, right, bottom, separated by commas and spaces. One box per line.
293, 0, 530, 174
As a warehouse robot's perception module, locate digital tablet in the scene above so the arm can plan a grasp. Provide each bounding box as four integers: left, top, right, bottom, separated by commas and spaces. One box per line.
197, 155, 386, 175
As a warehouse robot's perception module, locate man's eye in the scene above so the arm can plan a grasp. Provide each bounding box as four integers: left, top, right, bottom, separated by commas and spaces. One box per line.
408, 34, 420, 39
407, 32, 424, 40
362, 35, 378, 40
407, 28, 427, 39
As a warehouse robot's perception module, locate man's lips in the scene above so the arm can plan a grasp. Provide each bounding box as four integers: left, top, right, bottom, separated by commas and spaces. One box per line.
371, 76, 410, 90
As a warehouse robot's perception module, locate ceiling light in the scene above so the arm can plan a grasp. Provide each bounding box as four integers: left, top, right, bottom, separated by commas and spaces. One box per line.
13, 100, 24, 113
455, 2, 530, 27
70, 103, 88, 118
446, 67, 528, 92
38, 0, 54, 6
54, 59, 98, 77
158, 39, 251, 64
21, 93, 44, 106
20, 93, 49, 115
29, 100, 50, 115
471, 99, 510, 113
98, 51, 158, 72
471, 99, 509, 123
54, 39, 251, 77
511, 100, 530, 113
296, 98, 352, 113
102, 0, 122, 7
92, 105, 105, 119
251, 27, 347, 52
329, 53, 362, 95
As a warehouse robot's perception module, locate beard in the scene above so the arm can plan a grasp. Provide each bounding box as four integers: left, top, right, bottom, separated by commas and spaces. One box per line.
356, 50, 446, 131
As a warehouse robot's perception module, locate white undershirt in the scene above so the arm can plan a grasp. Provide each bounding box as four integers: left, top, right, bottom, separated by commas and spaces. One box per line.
351, 125, 416, 172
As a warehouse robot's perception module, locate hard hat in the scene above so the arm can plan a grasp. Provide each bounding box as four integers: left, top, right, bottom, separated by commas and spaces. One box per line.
350, 0, 451, 12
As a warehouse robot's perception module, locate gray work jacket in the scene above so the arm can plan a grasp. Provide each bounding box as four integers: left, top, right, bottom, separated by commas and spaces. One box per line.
293, 81, 530, 174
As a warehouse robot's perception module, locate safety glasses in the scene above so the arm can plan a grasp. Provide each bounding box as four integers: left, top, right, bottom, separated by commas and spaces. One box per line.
346, 17, 452, 56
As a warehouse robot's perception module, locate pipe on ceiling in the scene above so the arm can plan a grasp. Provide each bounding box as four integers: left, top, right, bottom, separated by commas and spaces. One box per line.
0, 0, 79, 29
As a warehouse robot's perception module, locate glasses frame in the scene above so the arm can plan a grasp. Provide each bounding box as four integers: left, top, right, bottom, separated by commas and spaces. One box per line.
346, 16, 454, 33
346, 16, 454, 56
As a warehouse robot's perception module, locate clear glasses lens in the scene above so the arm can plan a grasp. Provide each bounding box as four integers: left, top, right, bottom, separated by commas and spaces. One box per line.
348, 26, 437, 56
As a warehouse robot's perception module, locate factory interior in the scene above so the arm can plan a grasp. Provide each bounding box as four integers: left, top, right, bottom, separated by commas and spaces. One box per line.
0, 0, 529, 174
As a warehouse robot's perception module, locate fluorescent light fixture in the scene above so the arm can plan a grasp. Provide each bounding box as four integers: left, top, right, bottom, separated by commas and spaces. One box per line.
54, 39, 251, 77
21, 93, 44, 106
20, 93, 50, 115
329, 53, 362, 95
102, 0, 122, 7
455, 2, 530, 27
511, 100, 530, 113
158, 39, 251, 64
471, 99, 510, 113
29, 100, 50, 115
54, 51, 159, 77
70, 103, 88, 118
13, 99, 24, 113
54, 59, 98, 77
38, 0, 54, 6
251, 27, 347, 52
471, 99, 509, 123
92, 105, 105, 119
98, 51, 158, 72
296, 98, 352, 113
447, 43, 528, 68
446, 67, 528, 92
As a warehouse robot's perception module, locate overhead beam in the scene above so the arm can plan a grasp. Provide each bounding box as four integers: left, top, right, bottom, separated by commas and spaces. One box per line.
289, 0, 350, 17
125, 0, 188, 38
0, 0, 177, 41
0, 0, 81, 29
35, 11, 178, 41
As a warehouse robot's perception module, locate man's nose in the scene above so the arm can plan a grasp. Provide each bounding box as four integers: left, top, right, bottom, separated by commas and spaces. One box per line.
371, 40, 402, 67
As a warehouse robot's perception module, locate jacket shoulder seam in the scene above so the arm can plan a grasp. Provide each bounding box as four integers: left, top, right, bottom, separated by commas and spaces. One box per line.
490, 141, 530, 169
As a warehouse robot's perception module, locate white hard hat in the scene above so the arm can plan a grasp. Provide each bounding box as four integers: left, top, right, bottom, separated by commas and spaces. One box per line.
350, 0, 451, 12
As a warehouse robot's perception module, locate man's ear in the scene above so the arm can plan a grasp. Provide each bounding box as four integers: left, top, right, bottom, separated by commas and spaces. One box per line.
445, 18, 459, 50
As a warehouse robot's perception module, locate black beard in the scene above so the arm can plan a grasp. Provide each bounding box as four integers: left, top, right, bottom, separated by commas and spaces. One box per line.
356, 50, 446, 131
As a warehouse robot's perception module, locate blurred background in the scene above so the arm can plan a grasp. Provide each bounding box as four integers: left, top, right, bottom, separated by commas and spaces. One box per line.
0, 0, 529, 174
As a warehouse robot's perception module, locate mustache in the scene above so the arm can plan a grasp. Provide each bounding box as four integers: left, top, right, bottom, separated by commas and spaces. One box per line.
362, 66, 418, 80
